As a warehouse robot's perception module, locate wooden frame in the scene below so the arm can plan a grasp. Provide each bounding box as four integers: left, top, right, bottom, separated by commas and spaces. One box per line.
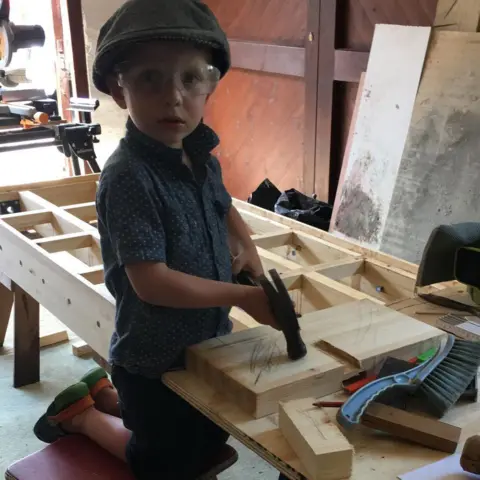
0, 173, 470, 479
0, 173, 429, 383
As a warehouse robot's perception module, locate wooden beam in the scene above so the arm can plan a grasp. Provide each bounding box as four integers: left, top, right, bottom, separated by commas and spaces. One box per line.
362, 402, 461, 454
0, 174, 100, 196
65, 0, 90, 100
34, 232, 94, 254
229, 40, 367, 83
229, 40, 304, 77
279, 398, 354, 480
51, 0, 73, 122
65, 0, 93, 174
14, 284, 40, 388
334, 50, 369, 82
1, 210, 53, 231
303, 0, 321, 196
315, 0, 337, 203
79, 265, 104, 285
0, 279, 13, 347
63, 202, 97, 222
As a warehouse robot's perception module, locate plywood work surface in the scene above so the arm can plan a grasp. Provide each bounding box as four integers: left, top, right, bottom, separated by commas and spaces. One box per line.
186, 299, 445, 418
164, 365, 480, 480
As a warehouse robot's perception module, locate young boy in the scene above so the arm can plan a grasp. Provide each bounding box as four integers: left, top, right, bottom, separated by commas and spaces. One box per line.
34, 1, 280, 478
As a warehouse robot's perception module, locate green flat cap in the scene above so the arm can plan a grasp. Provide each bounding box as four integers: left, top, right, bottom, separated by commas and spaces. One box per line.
92, 0, 230, 95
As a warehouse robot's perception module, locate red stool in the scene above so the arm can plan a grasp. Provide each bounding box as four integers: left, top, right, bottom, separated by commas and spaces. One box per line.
5, 435, 237, 479
5, 435, 135, 480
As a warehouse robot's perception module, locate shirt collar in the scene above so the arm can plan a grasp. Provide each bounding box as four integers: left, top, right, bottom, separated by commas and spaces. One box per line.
124, 117, 219, 164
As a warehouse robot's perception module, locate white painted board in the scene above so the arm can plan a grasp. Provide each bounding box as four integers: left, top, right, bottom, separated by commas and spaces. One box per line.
331, 24, 431, 250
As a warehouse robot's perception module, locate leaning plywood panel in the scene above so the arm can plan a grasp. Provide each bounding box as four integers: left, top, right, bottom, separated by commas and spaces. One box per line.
330, 24, 431, 250
279, 398, 354, 480
186, 299, 445, 418
434, 0, 480, 32
381, 31, 480, 263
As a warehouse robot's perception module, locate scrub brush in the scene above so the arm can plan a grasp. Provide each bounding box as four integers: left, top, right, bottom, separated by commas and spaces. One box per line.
337, 334, 480, 429
417, 337, 480, 416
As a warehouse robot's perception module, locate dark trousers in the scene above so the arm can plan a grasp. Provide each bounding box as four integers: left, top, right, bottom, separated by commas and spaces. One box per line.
111, 365, 229, 480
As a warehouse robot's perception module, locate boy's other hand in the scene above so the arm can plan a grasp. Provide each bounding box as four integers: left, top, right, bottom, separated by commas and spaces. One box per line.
238, 287, 281, 331
232, 246, 264, 279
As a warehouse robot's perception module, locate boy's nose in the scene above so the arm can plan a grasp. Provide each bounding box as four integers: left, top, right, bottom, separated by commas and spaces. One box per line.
162, 78, 183, 106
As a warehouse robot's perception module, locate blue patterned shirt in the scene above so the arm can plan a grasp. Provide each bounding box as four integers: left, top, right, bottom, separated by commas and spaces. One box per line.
96, 119, 233, 378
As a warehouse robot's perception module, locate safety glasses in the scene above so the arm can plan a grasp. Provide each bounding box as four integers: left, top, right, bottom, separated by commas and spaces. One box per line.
117, 62, 220, 97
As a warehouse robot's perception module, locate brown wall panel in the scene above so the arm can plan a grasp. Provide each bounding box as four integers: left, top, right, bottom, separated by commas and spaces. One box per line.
205, 70, 304, 200
204, 0, 307, 46
337, 0, 438, 50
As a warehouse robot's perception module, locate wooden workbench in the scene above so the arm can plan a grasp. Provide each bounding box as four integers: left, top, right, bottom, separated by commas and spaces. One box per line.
0, 173, 476, 479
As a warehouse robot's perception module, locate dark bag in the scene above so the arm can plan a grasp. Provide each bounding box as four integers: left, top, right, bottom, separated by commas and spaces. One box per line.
247, 179, 282, 211
274, 189, 332, 231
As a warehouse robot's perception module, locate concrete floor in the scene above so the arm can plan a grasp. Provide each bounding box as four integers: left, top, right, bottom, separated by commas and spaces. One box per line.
0, 309, 278, 479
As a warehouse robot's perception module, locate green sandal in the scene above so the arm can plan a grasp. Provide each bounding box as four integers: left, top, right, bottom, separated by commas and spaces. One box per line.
33, 382, 94, 444
80, 367, 113, 398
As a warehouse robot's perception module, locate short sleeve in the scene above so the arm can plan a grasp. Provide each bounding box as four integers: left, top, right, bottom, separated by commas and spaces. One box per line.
97, 168, 166, 266
210, 156, 232, 210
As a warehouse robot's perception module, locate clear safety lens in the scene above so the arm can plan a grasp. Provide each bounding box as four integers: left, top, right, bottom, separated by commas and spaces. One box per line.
118, 64, 220, 96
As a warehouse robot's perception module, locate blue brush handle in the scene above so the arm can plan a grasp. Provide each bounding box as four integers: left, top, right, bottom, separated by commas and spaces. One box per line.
337, 370, 420, 430
337, 334, 454, 430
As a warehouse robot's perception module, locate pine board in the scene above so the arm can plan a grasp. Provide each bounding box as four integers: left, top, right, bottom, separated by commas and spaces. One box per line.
279, 398, 354, 480
186, 299, 445, 418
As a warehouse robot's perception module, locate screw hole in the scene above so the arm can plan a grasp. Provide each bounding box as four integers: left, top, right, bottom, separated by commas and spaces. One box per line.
67, 298, 72, 305
96, 321, 101, 328
42, 279, 45, 284
19, 260, 23, 266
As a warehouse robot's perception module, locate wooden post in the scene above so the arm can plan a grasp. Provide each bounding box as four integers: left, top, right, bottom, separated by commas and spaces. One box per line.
314, 0, 337, 204
13, 284, 40, 388
0, 275, 13, 347
65, 0, 93, 174
51, 0, 94, 175
303, 0, 321, 197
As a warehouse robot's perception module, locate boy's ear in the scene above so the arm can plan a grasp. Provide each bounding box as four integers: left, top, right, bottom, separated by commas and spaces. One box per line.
106, 75, 128, 110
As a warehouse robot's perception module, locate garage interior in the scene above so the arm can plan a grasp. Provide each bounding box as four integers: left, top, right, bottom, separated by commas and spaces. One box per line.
1, 1, 480, 479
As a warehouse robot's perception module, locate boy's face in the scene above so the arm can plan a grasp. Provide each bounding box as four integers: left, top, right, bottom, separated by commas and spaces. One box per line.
109, 41, 218, 149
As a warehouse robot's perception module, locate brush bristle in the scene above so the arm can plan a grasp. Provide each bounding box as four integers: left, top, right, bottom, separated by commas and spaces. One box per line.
418, 339, 480, 417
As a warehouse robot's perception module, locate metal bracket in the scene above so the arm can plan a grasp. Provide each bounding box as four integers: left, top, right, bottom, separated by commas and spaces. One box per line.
55, 123, 102, 175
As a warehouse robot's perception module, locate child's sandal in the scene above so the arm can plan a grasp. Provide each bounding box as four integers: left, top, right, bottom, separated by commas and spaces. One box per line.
80, 367, 113, 399
33, 382, 94, 444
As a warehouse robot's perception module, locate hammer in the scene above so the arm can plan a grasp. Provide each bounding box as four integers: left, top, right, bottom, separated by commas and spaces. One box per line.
234, 268, 308, 361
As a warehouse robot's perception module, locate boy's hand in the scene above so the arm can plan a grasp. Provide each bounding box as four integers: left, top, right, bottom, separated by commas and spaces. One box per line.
238, 287, 281, 330
232, 245, 264, 279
